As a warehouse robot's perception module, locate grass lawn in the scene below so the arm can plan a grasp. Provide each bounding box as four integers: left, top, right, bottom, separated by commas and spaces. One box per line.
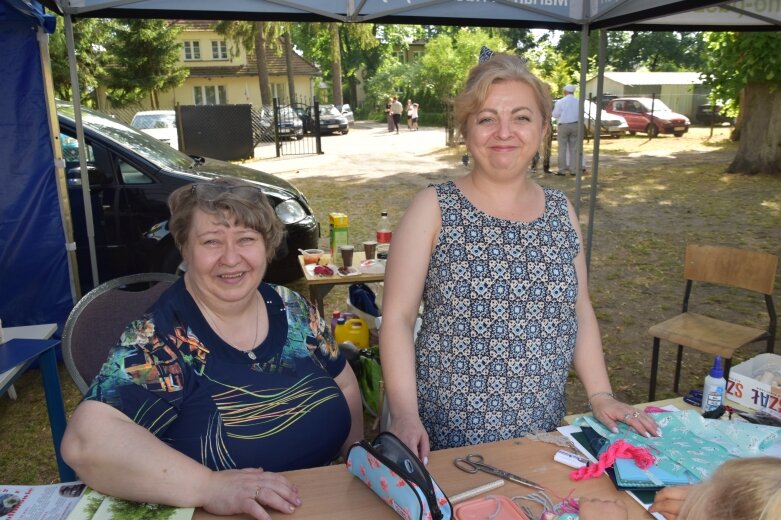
2, 126, 779, 485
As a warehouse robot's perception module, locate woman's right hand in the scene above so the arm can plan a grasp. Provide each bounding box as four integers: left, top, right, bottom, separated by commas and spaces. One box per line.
390, 413, 430, 464
201, 467, 302, 520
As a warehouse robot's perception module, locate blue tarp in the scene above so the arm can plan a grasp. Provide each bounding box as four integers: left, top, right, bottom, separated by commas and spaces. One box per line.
0, 0, 71, 330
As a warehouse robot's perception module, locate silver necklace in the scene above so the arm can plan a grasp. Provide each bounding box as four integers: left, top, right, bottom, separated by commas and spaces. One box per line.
196, 290, 260, 360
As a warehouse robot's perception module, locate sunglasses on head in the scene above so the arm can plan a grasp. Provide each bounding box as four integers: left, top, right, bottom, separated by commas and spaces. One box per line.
191, 183, 263, 203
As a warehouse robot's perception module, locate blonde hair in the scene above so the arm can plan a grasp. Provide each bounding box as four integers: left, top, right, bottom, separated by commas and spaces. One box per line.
680, 457, 781, 520
453, 53, 552, 141
168, 177, 284, 263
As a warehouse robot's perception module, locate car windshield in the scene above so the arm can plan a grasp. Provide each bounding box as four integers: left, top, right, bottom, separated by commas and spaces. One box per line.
637, 99, 674, 112
320, 105, 340, 116
131, 113, 176, 130
59, 103, 196, 170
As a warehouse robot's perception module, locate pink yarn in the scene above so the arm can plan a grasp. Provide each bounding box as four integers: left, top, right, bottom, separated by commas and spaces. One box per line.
569, 439, 655, 481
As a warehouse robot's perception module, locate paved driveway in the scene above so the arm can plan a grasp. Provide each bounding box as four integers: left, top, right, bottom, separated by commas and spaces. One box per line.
246, 122, 454, 181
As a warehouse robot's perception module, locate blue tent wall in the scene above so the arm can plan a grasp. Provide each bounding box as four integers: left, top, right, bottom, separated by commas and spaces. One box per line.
0, 0, 71, 329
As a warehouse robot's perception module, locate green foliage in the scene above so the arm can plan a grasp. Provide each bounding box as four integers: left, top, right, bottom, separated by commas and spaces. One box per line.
48, 17, 117, 104
701, 32, 781, 111
555, 30, 706, 76
104, 20, 187, 108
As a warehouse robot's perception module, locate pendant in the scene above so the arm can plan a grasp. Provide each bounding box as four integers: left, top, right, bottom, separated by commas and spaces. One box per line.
247, 351, 257, 360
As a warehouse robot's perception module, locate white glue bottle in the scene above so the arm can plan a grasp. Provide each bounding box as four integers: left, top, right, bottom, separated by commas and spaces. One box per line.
703, 355, 727, 412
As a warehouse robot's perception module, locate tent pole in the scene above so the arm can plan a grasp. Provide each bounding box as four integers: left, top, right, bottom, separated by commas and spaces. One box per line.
63, 13, 100, 289
573, 23, 589, 218
37, 26, 81, 302
585, 30, 608, 273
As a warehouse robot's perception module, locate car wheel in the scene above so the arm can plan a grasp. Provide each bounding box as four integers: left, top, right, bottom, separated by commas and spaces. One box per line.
646, 124, 659, 138
629, 131, 636, 136
611, 133, 622, 139
673, 132, 684, 137
341, 128, 349, 135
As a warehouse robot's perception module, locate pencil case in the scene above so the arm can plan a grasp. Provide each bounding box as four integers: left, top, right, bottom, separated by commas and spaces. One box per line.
346, 431, 452, 520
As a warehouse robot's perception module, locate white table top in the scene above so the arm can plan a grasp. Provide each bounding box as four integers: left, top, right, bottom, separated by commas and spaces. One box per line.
0, 323, 58, 392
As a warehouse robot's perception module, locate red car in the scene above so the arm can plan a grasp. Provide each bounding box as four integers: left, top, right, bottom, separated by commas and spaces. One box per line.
605, 97, 691, 137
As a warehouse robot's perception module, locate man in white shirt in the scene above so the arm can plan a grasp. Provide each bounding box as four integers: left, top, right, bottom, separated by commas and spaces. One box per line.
390, 96, 404, 134
551, 84, 580, 176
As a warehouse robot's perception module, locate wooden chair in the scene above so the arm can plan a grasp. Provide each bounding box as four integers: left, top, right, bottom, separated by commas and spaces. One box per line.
62, 273, 179, 394
648, 244, 778, 401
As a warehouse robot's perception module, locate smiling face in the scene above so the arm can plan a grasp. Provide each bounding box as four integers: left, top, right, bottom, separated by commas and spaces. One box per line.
182, 208, 267, 305
466, 80, 546, 177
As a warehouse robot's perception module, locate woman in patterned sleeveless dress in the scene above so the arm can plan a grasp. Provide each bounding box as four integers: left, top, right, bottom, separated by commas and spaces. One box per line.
380, 54, 660, 462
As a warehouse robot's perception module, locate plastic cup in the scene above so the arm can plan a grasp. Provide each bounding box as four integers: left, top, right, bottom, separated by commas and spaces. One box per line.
339, 245, 354, 268
362, 241, 377, 260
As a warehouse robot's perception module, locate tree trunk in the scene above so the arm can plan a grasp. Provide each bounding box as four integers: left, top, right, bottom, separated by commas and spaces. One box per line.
283, 32, 296, 103
255, 22, 271, 106
329, 23, 343, 105
727, 83, 781, 175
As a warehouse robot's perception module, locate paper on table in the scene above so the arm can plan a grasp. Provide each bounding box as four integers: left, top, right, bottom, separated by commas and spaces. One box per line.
0, 481, 86, 519
66, 487, 194, 519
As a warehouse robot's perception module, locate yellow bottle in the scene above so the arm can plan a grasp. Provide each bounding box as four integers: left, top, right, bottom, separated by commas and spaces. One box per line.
334, 317, 369, 349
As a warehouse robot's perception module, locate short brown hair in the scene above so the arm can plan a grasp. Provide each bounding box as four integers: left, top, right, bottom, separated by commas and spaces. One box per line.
454, 53, 552, 140
168, 177, 284, 262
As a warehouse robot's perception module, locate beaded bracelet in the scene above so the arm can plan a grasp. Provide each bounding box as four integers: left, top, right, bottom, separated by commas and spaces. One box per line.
587, 391, 615, 410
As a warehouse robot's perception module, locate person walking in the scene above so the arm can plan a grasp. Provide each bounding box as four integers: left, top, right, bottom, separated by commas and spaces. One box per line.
410, 103, 419, 131
385, 97, 394, 132
406, 99, 413, 130
552, 84, 580, 176
390, 96, 404, 134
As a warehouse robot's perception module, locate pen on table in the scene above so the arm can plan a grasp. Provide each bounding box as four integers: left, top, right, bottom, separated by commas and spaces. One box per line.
449, 479, 506, 504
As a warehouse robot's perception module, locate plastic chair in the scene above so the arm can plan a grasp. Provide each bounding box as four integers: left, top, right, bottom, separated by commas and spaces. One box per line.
648, 244, 778, 401
62, 273, 179, 394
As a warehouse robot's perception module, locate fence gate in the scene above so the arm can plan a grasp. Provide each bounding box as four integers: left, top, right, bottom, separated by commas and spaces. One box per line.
251, 96, 321, 158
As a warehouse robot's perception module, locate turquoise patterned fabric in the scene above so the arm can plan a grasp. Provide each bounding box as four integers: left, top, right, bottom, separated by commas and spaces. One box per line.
575, 410, 781, 481
416, 181, 580, 449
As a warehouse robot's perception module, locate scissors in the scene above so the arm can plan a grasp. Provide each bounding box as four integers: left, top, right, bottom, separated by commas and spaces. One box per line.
453, 453, 545, 492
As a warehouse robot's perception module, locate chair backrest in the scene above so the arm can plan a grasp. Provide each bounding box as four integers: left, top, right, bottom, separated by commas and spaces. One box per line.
62, 273, 179, 394
684, 244, 778, 295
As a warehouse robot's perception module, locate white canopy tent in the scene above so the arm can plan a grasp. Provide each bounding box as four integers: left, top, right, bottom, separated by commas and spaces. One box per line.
49, 0, 780, 281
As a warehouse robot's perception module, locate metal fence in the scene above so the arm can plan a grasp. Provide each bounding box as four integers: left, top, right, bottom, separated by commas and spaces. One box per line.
97, 95, 324, 160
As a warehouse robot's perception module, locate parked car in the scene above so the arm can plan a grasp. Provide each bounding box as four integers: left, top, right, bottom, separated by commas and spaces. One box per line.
254, 105, 304, 142
695, 104, 734, 126
58, 101, 319, 293
130, 110, 179, 150
552, 100, 629, 138
337, 103, 355, 126
605, 97, 690, 137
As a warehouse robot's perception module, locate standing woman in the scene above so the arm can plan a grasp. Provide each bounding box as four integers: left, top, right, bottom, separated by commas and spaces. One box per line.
62, 177, 363, 518
379, 54, 658, 462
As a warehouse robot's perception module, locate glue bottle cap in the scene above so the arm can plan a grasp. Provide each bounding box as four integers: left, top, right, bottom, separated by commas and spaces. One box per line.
709, 356, 724, 378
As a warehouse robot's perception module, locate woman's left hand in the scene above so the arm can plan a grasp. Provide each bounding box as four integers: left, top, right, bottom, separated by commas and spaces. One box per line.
591, 396, 661, 437
201, 467, 301, 520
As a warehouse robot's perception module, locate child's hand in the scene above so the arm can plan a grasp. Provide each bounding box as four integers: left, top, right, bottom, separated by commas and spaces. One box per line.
649, 485, 693, 520
578, 497, 628, 520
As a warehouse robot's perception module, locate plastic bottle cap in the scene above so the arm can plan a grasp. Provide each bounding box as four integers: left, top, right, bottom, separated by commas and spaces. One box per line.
337, 317, 346, 324
332, 310, 341, 318
710, 356, 724, 378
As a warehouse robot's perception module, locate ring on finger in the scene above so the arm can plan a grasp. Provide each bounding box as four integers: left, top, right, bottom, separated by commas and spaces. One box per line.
632, 411, 641, 419
254, 486, 262, 502
623, 412, 633, 422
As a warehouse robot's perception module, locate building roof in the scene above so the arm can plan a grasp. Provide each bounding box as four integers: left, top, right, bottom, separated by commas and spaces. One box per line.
593, 72, 702, 86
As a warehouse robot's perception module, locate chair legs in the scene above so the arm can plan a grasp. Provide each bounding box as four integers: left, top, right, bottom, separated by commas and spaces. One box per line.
649, 337, 661, 401
673, 345, 684, 393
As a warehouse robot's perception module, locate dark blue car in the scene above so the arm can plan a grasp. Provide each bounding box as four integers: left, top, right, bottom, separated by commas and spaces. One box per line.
58, 102, 319, 293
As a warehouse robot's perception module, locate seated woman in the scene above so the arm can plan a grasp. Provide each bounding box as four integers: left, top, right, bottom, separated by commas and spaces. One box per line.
62, 178, 363, 518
